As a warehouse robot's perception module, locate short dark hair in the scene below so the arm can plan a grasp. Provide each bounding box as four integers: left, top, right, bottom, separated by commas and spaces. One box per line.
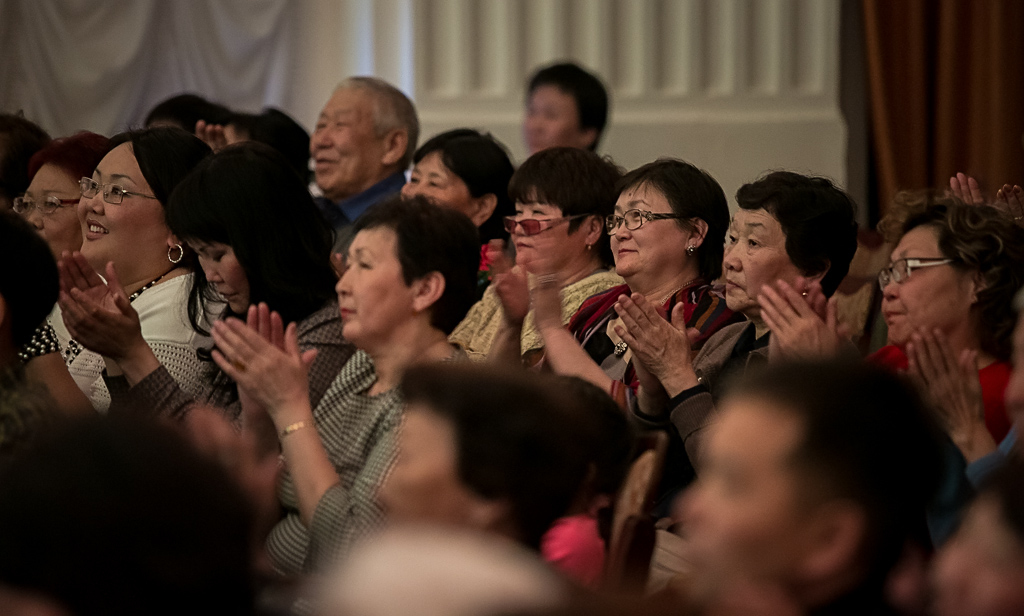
28, 131, 111, 185
353, 195, 480, 334
0, 113, 51, 205
508, 147, 622, 267
528, 62, 609, 151
108, 126, 212, 206
413, 129, 515, 243
0, 211, 58, 348
144, 93, 233, 132
0, 415, 255, 616
728, 359, 943, 581
166, 142, 338, 333
893, 195, 1024, 362
401, 364, 594, 549
735, 171, 858, 297
617, 159, 730, 281
227, 108, 310, 182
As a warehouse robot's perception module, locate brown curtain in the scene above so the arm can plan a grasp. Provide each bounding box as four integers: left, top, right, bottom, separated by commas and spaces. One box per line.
863, 0, 1024, 220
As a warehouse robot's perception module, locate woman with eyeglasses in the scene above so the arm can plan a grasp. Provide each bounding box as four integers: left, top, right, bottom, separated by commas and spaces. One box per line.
15, 132, 111, 258
871, 194, 1024, 453
12, 132, 111, 415
605, 171, 858, 481
68, 142, 353, 424
55, 127, 212, 411
448, 147, 624, 363
532, 159, 740, 407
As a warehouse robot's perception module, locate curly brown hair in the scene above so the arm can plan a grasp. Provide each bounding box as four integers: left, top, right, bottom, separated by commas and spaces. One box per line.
881, 191, 1024, 361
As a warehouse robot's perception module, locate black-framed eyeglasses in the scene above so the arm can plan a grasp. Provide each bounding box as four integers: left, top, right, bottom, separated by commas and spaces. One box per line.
503, 213, 590, 237
877, 257, 954, 290
80, 177, 158, 205
12, 194, 80, 215
605, 209, 685, 235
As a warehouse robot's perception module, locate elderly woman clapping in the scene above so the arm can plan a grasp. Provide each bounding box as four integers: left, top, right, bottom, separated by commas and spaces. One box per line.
533, 159, 740, 409
619, 171, 858, 474
872, 195, 1024, 461
211, 196, 480, 574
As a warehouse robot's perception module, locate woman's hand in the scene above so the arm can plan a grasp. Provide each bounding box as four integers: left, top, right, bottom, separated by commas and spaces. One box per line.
613, 293, 700, 397
211, 310, 317, 423
906, 328, 997, 462
491, 241, 531, 327
950, 172, 1024, 222
759, 278, 845, 360
58, 253, 149, 362
529, 273, 564, 333
194, 120, 229, 152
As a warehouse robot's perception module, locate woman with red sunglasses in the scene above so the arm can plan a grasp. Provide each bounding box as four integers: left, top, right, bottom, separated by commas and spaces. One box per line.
449, 147, 623, 365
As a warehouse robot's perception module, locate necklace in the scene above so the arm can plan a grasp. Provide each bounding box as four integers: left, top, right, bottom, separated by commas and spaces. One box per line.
128, 272, 168, 302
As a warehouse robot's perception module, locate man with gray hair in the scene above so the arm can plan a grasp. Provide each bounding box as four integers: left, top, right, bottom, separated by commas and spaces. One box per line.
311, 76, 419, 251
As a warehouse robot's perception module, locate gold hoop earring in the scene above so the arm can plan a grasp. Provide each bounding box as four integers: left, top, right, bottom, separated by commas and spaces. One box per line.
168, 243, 184, 264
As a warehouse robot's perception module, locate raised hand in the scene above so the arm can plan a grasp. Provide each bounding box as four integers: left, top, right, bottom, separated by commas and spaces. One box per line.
58, 256, 146, 361
905, 328, 996, 462
949, 172, 985, 205
491, 240, 531, 327
759, 278, 845, 360
613, 293, 700, 397
211, 311, 317, 420
195, 120, 229, 152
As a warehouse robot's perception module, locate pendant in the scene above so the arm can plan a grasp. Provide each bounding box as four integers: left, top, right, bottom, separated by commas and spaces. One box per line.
613, 341, 628, 357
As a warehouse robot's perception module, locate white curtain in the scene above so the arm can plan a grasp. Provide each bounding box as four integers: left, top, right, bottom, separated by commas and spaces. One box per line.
0, 0, 296, 137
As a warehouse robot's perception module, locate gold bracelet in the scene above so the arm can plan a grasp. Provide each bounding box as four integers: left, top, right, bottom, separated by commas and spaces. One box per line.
279, 421, 308, 439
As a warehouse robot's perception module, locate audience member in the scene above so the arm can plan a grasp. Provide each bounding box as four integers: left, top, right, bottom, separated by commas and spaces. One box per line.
0, 113, 51, 211
0, 415, 255, 616
872, 194, 1024, 453
402, 128, 515, 245
932, 459, 1024, 616
56, 127, 212, 411
379, 364, 594, 551
538, 159, 740, 411
320, 526, 567, 616
65, 143, 353, 427
195, 107, 311, 182
524, 62, 609, 154
311, 77, 419, 251
627, 171, 858, 475
539, 375, 634, 588
676, 360, 943, 614
17, 131, 111, 258
0, 211, 60, 456
210, 196, 479, 575
450, 147, 623, 364
144, 92, 233, 132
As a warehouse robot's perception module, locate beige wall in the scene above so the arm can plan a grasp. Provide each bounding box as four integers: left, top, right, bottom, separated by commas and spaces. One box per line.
288, 0, 846, 208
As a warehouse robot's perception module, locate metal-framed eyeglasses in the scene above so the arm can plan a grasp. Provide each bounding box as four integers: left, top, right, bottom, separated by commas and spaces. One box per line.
12, 195, 80, 216
503, 213, 590, 236
80, 177, 158, 205
605, 209, 686, 235
877, 257, 954, 291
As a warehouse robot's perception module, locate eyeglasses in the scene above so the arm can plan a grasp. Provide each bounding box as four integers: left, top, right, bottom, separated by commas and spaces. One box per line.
877, 258, 954, 290
80, 177, 158, 205
12, 195, 80, 215
605, 209, 685, 235
503, 213, 590, 236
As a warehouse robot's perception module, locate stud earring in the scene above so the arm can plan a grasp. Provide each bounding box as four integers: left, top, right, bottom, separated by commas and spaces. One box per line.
686, 244, 696, 256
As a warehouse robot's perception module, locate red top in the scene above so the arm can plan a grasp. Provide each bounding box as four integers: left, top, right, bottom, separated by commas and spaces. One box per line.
869, 345, 1012, 443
